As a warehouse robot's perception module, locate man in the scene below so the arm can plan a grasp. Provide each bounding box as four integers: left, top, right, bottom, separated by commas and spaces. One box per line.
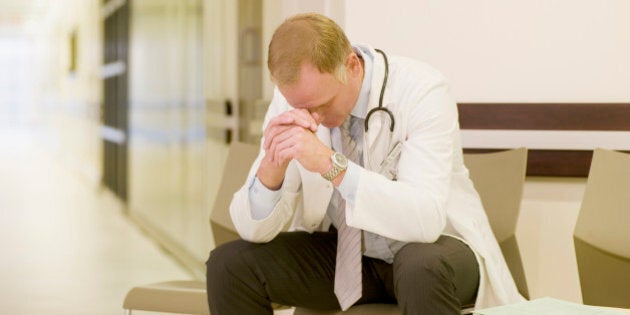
206, 13, 524, 315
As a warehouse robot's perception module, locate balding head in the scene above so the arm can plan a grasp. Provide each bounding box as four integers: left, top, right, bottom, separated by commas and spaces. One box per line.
268, 13, 353, 87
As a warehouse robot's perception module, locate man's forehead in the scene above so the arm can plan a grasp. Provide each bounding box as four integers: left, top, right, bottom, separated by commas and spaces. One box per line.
280, 64, 337, 108
281, 85, 326, 109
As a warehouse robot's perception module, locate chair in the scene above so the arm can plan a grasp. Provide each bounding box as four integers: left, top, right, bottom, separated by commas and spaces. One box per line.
463, 147, 529, 299
573, 148, 630, 308
294, 147, 529, 314
123, 142, 259, 314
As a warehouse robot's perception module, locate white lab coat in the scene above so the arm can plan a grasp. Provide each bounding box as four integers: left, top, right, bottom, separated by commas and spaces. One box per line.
229, 45, 525, 309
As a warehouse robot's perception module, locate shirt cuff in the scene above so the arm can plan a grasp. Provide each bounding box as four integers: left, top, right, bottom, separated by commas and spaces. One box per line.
337, 161, 360, 204
249, 176, 282, 220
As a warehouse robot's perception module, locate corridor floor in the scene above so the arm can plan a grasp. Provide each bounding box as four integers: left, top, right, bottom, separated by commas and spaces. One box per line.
0, 125, 191, 314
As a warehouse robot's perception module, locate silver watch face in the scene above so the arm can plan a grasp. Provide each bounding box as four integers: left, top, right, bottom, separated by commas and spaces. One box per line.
332, 152, 348, 168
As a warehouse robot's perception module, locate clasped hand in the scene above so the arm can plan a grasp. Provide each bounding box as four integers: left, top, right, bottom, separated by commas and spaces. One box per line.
262, 109, 333, 175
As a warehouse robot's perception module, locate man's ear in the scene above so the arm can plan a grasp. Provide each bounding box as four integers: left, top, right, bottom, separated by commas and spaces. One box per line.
346, 53, 362, 76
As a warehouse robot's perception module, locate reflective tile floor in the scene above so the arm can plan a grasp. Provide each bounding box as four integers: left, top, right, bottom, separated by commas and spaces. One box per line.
0, 125, 191, 314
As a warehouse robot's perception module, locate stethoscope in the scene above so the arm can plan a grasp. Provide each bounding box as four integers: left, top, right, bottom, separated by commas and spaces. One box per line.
362, 49, 402, 178
364, 49, 395, 133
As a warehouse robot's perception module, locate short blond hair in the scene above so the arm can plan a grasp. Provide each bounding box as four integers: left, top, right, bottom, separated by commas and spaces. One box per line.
268, 13, 353, 86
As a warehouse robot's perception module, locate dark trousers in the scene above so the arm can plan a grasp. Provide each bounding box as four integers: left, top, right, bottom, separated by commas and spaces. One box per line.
206, 231, 479, 315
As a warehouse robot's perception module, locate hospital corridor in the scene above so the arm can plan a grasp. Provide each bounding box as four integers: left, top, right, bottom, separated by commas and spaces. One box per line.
1, 0, 630, 314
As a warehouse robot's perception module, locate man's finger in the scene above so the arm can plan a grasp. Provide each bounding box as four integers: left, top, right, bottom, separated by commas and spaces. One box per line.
263, 123, 294, 150
274, 139, 296, 167
287, 109, 318, 131
268, 109, 318, 132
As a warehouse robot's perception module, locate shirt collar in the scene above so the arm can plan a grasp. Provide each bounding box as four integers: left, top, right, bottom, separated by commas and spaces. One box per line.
350, 45, 374, 120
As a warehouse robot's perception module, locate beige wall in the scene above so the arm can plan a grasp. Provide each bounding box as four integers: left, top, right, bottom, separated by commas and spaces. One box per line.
127, 0, 213, 277
343, 0, 630, 103
36, 0, 103, 182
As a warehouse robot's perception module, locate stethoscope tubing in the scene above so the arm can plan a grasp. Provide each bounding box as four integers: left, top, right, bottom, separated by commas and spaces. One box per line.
364, 49, 395, 133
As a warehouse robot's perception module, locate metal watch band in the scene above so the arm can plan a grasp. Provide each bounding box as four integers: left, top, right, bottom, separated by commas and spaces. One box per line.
322, 164, 343, 181
322, 152, 347, 181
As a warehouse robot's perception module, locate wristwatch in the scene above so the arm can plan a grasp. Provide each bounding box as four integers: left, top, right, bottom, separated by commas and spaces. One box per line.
322, 151, 348, 181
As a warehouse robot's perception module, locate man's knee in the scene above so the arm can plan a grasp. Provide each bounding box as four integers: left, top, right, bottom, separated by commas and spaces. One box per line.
393, 244, 454, 294
393, 244, 463, 314
206, 240, 276, 314
206, 239, 255, 284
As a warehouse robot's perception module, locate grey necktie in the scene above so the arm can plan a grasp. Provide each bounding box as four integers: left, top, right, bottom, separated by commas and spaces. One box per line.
334, 117, 362, 311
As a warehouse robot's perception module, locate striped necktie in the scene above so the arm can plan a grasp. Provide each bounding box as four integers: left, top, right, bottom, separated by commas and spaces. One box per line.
334, 116, 362, 311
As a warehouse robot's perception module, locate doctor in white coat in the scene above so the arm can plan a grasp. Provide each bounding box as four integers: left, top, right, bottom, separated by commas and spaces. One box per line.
206, 13, 524, 315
